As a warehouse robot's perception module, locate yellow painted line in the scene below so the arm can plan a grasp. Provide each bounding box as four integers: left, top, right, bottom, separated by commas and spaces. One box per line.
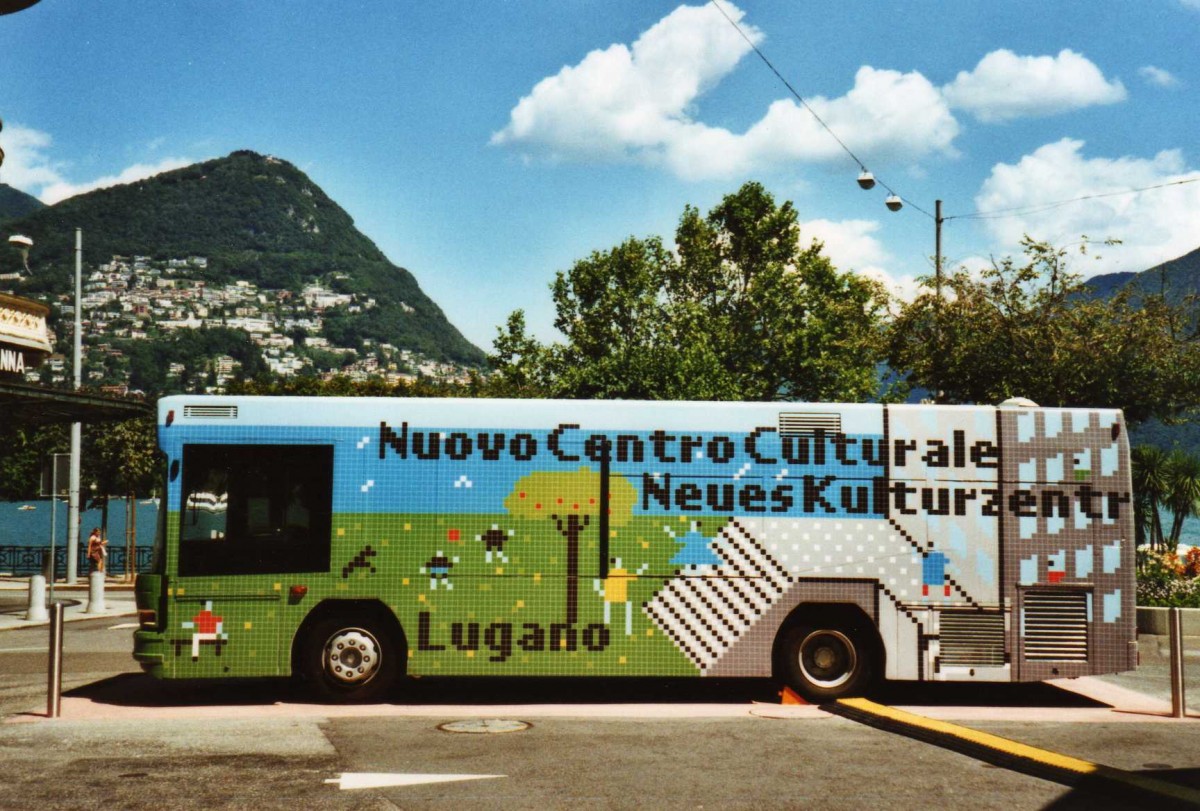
836, 697, 1200, 806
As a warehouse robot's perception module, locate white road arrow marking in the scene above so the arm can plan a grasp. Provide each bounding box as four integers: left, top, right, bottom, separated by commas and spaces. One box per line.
325, 773, 506, 790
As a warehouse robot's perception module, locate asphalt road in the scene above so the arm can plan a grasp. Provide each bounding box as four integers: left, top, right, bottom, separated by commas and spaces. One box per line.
0, 619, 1197, 810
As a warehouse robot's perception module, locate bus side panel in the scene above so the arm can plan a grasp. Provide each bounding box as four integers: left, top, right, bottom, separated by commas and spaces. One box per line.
1000, 409, 1136, 680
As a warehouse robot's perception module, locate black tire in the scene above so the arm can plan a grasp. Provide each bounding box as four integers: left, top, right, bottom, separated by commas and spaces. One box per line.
299, 616, 401, 703
778, 620, 875, 702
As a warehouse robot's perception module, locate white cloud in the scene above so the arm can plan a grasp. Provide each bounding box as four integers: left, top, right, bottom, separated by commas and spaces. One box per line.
802, 217, 923, 302
942, 49, 1126, 122
1138, 65, 1179, 87
40, 158, 194, 205
0, 122, 194, 204
974, 138, 1200, 274
735, 67, 958, 167
493, 4, 959, 180
0, 123, 64, 191
492, 4, 758, 163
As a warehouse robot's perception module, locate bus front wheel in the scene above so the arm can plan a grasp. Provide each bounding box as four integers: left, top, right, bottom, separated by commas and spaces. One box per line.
779, 621, 874, 702
300, 616, 400, 703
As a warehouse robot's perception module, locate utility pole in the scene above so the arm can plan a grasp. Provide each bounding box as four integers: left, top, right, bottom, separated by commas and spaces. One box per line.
66, 228, 82, 583
934, 200, 944, 404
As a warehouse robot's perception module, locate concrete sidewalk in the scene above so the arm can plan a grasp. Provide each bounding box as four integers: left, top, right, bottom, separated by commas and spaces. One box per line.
0, 576, 137, 630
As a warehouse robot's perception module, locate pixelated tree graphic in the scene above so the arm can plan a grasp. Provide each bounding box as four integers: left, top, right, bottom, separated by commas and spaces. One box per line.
504, 467, 637, 624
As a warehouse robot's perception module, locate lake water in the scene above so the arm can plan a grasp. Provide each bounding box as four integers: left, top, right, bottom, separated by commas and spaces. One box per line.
1, 497, 159, 548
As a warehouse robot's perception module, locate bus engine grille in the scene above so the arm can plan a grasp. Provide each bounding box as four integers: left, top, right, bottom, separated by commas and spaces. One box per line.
183, 405, 239, 419
938, 610, 1006, 666
1022, 590, 1089, 661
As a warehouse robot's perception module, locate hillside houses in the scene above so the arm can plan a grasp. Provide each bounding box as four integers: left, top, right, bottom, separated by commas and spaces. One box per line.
24, 254, 470, 391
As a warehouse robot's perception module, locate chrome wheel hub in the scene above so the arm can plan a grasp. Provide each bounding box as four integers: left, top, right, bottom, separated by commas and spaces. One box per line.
324, 628, 381, 685
798, 629, 856, 689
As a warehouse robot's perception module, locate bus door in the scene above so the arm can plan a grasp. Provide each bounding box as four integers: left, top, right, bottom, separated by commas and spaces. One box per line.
167, 443, 334, 679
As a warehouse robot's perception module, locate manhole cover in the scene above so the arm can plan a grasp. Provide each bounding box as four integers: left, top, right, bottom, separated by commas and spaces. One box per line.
438, 719, 530, 734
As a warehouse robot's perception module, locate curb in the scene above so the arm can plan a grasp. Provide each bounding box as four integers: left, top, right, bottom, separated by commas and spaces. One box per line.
828, 697, 1200, 809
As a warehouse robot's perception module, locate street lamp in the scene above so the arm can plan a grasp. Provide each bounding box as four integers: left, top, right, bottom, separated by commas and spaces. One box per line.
8, 234, 32, 273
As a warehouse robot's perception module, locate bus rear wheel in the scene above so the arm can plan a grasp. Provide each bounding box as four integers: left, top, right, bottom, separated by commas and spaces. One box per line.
779, 621, 874, 703
301, 616, 400, 703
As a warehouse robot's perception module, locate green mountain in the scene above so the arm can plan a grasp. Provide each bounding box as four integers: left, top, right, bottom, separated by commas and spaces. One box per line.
1085, 245, 1200, 306
0, 182, 44, 222
1086, 245, 1200, 455
0, 151, 484, 365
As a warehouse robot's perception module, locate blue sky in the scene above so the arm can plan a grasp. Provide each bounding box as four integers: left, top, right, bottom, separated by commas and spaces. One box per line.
2, 1, 1198, 351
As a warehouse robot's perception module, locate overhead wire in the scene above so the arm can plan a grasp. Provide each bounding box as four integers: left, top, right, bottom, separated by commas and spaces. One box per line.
707, 0, 934, 220
945, 176, 1200, 221
709, 0, 1198, 225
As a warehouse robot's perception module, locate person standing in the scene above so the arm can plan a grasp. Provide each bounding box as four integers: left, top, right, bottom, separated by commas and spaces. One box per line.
86, 527, 107, 573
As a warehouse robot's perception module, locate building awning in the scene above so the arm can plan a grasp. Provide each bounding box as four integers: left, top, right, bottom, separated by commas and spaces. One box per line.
0, 380, 152, 425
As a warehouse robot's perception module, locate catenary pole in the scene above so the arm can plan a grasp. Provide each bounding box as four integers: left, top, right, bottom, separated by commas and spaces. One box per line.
66, 228, 82, 583
934, 200, 943, 403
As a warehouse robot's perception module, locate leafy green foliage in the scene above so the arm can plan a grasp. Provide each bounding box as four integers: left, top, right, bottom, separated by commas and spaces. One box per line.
0, 423, 67, 500
887, 237, 1200, 424
490, 182, 888, 402
125, 326, 267, 394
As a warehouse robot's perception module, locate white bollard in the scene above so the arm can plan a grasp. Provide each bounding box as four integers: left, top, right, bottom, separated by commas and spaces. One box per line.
25, 574, 49, 622
85, 569, 106, 614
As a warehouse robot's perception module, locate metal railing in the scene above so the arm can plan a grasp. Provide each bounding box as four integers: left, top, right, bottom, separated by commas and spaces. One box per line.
0, 545, 154, 577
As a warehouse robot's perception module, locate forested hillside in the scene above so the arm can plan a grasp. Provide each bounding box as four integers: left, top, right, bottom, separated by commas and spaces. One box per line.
1, 151, 483, 365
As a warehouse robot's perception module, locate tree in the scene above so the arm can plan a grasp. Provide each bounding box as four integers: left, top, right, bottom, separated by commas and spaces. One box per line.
671, 182, 886, 401
488, 310, 554, 397
1132, 445, 1169, 550
547, 236, 683, 399
504, 468, 637, 624
1163, 449, 1200, 547
83, 416, 160, 538
0, 423, 68, 500
489, 182, 888, 402
887, 237, 1200, 423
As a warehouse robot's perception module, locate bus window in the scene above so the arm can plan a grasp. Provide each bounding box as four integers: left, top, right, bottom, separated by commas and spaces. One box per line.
178, 444, 333, 577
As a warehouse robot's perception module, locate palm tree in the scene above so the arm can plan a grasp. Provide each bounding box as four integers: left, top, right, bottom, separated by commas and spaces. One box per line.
1164, 449, 1200, 548
1131, 445, 1169, 550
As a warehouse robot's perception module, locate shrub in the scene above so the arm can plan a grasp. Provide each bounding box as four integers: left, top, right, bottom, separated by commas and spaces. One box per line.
1137, 546, 1200, 608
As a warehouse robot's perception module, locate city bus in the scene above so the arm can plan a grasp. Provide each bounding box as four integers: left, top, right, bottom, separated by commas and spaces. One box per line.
133, 395, 1136, 702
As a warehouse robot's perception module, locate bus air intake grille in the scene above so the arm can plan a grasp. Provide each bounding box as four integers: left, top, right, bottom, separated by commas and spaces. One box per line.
778, 412, 841, 436
938, 610, 1006, 666
1022, 590, 1089, 661
183, 405, 238, 419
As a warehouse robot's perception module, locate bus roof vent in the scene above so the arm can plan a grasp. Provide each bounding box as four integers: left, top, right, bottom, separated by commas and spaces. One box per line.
183, 404, 238, 419
778, 412, 841, 436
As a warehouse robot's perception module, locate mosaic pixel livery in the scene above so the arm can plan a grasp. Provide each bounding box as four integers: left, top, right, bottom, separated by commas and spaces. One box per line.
133, 396, 1136, 698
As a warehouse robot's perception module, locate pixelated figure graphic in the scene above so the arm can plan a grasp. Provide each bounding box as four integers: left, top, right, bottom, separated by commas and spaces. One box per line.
179, 601, 227, 661
477, 524, 514, 564
922, 550, 951, 597
422, 551, 459, 590
666, 521, 723, 570
593, 558, 650, 635
1048, 550, 1067, 584
342, 545, 378, 578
